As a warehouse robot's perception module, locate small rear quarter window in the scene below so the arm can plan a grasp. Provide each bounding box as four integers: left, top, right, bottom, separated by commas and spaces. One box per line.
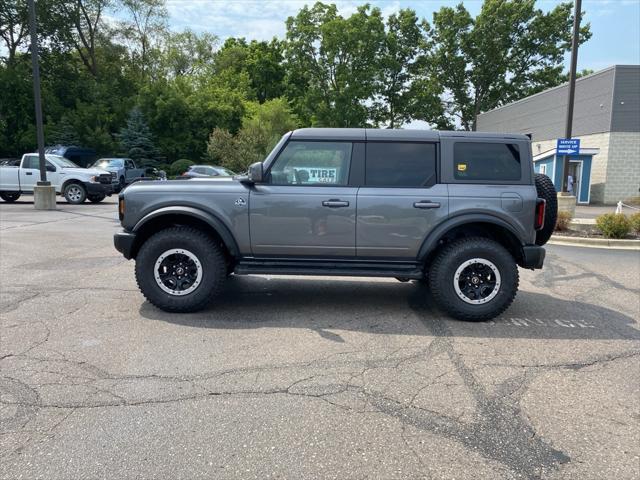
454, 143, 521, 181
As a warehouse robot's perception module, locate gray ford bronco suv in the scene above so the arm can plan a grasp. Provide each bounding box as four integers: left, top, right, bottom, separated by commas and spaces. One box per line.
114, 128, 557, 321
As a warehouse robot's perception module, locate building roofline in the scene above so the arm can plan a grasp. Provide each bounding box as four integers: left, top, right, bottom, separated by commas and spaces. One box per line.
478, 65, 637, 117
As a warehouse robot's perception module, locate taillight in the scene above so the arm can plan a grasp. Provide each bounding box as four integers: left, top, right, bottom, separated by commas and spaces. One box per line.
535, 199, 546, 230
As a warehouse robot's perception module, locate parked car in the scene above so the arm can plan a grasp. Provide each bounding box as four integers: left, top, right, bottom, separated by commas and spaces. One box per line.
114, 128, 557, 321
181, 165, 236, 178
0, 153, 113, 203
0, 158, 20, 167
45, 145, 97, 168
90, 158, 146, 191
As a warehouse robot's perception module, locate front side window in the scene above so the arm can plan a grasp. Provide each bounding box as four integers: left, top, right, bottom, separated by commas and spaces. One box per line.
269, 141, 352, 186
454, 143, 521, 181
22, 155, 39, 169
366, 142, 437, 187
22, 156, 55, 170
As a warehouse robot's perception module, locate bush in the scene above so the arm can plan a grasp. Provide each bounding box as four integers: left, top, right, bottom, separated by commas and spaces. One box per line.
630, 212, 640, 234
555, 211, 573, 231
595, 213, 631, 239
169, 159, 194, 176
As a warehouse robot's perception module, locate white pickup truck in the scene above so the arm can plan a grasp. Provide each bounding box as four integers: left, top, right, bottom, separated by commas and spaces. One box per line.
0, 153, 114, 204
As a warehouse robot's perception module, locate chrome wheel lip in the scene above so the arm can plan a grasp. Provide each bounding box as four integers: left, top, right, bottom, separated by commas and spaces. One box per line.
453, 258, 501, 305
154, 248, 203, 296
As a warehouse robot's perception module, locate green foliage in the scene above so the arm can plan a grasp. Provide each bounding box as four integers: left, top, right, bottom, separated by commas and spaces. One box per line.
117, 107, 158, 163
629, 212, 640, 234
285, 3, 385, 127
425, 0, 591, 130
0, 0, 592, 160
169, 159, 194, 176
554, 210, 573, 231
595, 213, 631, 239
207, 98, 298, 173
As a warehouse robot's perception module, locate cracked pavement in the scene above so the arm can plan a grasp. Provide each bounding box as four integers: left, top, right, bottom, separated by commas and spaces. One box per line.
1, 198, 639, 479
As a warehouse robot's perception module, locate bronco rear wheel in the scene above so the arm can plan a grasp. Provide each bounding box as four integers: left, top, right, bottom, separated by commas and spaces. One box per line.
135, 227, 226, 312
429, 237, 518, 322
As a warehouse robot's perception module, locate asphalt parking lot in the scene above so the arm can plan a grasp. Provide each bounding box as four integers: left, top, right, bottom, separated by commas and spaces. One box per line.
1, 197, 639, 480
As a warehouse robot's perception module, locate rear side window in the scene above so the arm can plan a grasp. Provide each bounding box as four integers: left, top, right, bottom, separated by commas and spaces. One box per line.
366, 142, 436, 187
454, 143, 521, 181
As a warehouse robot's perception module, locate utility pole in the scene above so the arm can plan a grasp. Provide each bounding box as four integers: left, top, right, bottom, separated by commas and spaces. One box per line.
28, 0, 56, 209
560, 0, 582, 194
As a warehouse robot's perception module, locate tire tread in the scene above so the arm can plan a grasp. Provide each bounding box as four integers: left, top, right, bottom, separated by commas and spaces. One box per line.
135, 226, 226, 313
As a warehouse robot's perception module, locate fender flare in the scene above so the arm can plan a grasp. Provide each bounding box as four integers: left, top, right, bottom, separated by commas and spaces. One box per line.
417, 213, 524, 261
60, 177, 86, 194
133, 206, 240, 257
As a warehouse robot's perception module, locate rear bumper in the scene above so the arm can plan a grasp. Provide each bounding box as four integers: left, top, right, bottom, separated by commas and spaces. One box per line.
520, 245, 545, 269
114, 230, 136, 259
83, 181, 114, 196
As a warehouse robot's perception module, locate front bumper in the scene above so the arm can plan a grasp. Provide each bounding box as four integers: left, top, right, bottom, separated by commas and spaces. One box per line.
83, 181, 114, 196
114, 230, 136, 259
520, 245, 545, 269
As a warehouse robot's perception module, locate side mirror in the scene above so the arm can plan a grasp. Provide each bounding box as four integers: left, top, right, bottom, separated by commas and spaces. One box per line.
46, 165, 56, 172
248, 162, 264, 183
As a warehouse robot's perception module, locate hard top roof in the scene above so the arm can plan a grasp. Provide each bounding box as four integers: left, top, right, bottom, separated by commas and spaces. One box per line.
290, 128, 529, 141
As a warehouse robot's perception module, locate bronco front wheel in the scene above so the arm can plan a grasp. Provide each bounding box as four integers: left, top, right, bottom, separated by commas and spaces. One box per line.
135, 227, 226, 312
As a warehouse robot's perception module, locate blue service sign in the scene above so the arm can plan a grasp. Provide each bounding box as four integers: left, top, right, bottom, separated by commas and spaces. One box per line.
557, 138, 580, 155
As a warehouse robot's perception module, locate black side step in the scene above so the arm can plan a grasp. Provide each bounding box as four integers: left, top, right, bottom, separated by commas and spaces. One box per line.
234, 259, 424, 279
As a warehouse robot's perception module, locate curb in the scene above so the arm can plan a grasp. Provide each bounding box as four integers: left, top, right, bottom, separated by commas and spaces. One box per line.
549, 235, 640, 250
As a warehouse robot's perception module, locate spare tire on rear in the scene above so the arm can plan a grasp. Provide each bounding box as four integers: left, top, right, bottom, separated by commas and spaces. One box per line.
534, 173, 557, 246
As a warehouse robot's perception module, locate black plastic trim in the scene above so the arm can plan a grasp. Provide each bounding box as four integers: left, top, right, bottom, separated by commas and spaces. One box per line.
520, 245, 545, 269
132, 206, 240, 257
417, 213, 525, 261
114, 230, 136, 260
234, 258, 423, 279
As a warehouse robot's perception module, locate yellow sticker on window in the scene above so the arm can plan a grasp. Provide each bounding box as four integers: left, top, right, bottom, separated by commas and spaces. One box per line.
457, 163, 467, 171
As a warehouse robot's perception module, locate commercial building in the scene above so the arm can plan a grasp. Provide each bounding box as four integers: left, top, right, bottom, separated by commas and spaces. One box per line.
477, 65, 640, 204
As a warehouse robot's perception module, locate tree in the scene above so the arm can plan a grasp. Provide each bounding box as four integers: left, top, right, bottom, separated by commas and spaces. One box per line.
0, 0, 29, 65
117, 106, 158, 163
424, 0, 591, 130
163, 29, 217, 77
284, 2, 385, 127
207, 98, 298, 172
48, 116, 80, 145
371, 9, 440, 128
120, 0, 168, 75
58, 0, 111, 77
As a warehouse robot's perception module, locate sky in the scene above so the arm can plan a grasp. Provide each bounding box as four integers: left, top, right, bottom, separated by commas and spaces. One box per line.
164, 0, 640, 73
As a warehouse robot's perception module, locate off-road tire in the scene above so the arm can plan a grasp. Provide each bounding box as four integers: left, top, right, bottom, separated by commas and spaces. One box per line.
135, 227, 226, 313
534, 173, 557, 246
428, 237, 519, 322
63, 183, 86, 204
0, 192, 20, 202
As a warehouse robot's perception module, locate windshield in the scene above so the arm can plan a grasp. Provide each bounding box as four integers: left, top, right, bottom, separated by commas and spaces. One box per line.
91, 158, 124, 168
215, 167, 235, 176
47, 155, 78, 168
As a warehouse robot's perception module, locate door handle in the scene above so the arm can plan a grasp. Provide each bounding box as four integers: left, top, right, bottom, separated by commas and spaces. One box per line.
25, 172, 33, 175
413, 200, 440, 209
322, 199, 349, 208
